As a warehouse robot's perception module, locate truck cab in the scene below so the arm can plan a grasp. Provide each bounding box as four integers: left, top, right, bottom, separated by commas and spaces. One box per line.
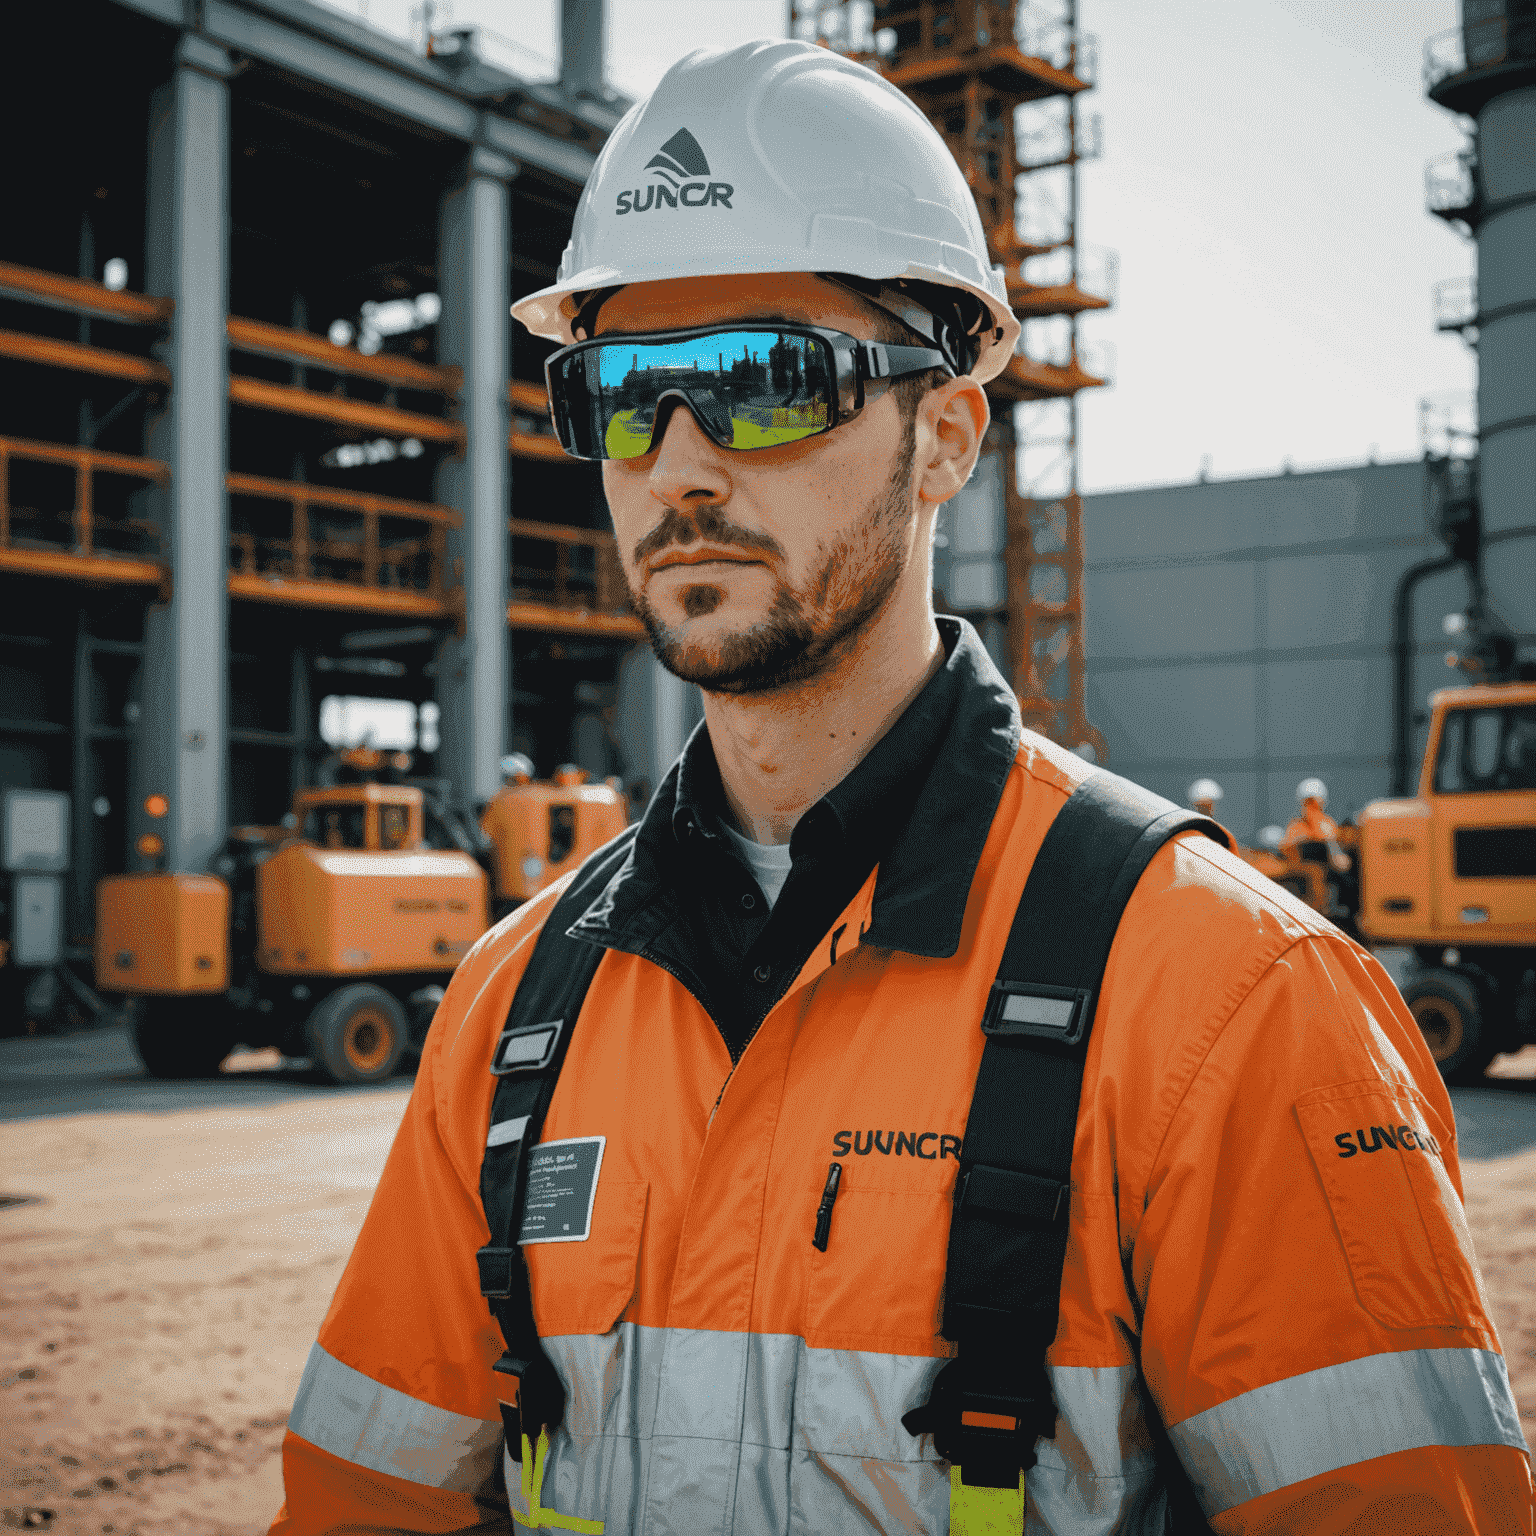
1359, 680, 1536, 1077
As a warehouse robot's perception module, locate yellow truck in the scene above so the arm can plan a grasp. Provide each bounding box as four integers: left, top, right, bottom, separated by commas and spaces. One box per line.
1357, 679, 1536, 1080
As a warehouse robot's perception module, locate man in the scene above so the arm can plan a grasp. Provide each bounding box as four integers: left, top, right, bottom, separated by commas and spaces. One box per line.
1186, 777, 1223, 821
270, 40, 1531, 1536
1282, 776, 1352, 876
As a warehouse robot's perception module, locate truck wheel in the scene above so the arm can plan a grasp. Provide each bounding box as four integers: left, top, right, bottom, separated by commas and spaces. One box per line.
1403, 969, 1493, 1084
132, 997, 237, 1079
305, 984, 407, 1085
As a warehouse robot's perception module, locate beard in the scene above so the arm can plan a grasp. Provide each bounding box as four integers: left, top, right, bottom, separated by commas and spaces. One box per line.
628, 428, 915, 697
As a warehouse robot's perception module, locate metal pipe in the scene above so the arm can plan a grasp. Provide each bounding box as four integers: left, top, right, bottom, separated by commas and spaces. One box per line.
561, 0, 606, 98
1391, 552, 1462, 796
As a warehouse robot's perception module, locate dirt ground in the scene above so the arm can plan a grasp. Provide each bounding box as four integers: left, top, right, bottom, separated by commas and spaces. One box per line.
3, 1048, 1534, 1535
1, 1059, 411, 1536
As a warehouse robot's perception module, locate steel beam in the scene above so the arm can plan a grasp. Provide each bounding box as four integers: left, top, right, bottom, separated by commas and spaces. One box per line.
137, 35, 235, 873
435, 147, 516, 809
200, 1, 598, 184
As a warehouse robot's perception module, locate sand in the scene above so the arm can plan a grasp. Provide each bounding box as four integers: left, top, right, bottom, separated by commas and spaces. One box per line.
1, 1084, 411, 1535
3, 1059, 1533, 1533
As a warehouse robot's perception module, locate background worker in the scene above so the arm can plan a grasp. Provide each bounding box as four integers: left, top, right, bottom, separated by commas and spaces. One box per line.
269, 40, 1531, 1536
1186, 776, 1223, 820
1283, 775, 1352, 875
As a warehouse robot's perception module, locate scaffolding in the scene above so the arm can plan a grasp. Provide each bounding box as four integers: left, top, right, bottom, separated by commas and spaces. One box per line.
789, 0, 1109, 755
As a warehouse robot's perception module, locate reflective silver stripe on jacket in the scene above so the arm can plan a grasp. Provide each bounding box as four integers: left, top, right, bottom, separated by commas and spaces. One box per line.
1169, 1346, 1526, 1515
504, 1325, 1165, 1535
289, 1342, 502, 1493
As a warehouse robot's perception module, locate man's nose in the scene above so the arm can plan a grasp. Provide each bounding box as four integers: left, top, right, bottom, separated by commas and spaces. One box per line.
645, 398, 731, 509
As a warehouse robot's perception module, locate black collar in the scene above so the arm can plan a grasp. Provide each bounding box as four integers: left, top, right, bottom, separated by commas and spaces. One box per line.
570, 616, 1021, 961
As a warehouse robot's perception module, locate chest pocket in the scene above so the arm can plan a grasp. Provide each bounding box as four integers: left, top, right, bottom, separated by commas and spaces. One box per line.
805, 1174, 956, 1357
526, 1178, 650, 1337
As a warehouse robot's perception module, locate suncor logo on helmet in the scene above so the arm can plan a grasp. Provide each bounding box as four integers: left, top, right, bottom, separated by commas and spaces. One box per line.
617, 128, 734, 215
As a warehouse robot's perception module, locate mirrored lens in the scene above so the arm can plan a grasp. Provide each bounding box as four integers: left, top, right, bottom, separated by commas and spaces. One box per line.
561, 330, 833, 461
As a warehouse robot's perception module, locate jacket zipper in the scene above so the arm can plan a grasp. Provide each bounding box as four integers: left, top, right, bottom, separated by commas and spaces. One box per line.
812, 1161, 842, 1252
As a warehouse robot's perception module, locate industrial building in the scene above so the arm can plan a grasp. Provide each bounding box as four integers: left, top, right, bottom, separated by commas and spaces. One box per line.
3, 0, 1531, 1032
1080, 0, 1536, 846
1081, 458, 1478, 843
1, 0, 704, 1015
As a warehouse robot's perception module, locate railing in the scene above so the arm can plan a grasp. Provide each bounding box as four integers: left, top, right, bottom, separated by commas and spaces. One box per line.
508, 378, 570, 461
227, 316, 457, 393
1015, 18, 1098, 87
227, 473, 458, 614
509, 518, 640, 634
1425, 147, 1478, 218
1424, 17, 1512, 91
869, 2, 1093, 91
1418, 391, 1478, 459
0, 260, 171, 389
0, 261, 173, 325
1017, 244, 1119, 307
226, 316, 463, 444
0, 434, 167, 583
1432, 275, 1478, 332
1017, 112, 1103, 172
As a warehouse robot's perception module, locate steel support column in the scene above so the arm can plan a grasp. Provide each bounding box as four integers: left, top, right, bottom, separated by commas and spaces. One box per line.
137, 35, 234, 872
615, 646, 698, 796
562, 0, 607, 98
435, 146, 515, 809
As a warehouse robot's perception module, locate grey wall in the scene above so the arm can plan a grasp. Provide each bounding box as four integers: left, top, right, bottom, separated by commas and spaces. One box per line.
1082, 461, 1475, 842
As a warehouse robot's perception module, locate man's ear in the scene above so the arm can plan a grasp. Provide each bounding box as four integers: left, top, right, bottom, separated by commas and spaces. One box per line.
914, 376, 990, 508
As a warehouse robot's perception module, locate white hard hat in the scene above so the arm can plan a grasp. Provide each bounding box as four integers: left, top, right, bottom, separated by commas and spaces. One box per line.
1296, 777, 1328, 805
500, 752, 536, 784
1188, 778, 1223, 806
512, 39, 1022, 383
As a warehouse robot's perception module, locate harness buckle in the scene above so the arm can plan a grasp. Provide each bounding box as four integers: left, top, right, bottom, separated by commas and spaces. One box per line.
981, 982, 1093, 1046
491, 1018, 564, 1076
901, 1357, 1055, 1488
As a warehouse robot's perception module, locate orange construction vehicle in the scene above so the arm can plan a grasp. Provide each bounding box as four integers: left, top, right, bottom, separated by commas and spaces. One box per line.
1357, 676, 1536, 1080
478, 755, 630, 918
97, 780, 487, 1084
95, 751, 630, 1084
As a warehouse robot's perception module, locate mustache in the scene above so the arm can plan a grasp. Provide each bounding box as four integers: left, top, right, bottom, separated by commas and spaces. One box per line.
632, 502, 784, 568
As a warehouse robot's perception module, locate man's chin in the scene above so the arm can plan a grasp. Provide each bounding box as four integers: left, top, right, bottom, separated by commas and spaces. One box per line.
638, 608, 820, 696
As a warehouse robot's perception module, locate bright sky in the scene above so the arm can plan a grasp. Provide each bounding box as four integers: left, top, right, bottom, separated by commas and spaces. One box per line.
327, 0, 1476, 493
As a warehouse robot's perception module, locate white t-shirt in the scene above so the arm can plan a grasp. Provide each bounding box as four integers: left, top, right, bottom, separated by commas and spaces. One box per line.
719, 820, 794, 910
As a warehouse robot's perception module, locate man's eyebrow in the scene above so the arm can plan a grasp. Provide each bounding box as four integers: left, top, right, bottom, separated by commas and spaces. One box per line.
595, 315, 809, 338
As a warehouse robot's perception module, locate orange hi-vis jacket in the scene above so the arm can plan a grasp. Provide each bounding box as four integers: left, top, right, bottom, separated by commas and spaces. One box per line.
1282, 809, 1340, 850
271, 635, 1531, 1535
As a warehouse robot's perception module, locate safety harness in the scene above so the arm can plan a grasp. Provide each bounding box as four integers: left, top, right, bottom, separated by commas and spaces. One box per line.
475, 773, 1227, 1532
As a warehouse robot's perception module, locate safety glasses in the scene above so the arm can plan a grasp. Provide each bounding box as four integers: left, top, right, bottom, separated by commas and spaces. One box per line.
543, 325, 950, 462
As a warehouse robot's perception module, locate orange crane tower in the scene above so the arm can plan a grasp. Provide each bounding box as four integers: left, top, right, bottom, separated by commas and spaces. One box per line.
789, 0, 1109, 757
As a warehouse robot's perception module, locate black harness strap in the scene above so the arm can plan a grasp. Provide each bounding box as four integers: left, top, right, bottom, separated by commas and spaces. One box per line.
475, 830, 636, 1453
903, 772, 1227, 1513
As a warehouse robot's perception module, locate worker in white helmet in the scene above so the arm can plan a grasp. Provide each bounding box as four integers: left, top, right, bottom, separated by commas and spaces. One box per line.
1283, 777, 1351, 874
270, 40, 1526, 1536
1187, 777, 1223, 819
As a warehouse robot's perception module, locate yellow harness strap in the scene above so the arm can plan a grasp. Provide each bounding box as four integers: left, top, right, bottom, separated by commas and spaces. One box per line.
948, 1465, 1025, 1534
512, 1429, 605, 1533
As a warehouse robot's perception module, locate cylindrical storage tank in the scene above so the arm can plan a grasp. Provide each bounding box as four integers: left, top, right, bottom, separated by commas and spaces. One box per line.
1474, 76, 1536, 640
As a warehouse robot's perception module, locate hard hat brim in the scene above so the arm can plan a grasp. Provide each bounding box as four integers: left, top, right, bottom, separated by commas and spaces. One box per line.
513, 261, 1022, 386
